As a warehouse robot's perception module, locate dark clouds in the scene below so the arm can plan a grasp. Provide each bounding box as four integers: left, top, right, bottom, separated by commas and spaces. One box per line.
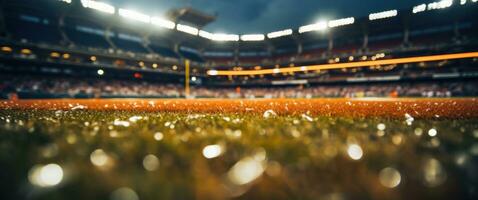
103, 0, 435, 33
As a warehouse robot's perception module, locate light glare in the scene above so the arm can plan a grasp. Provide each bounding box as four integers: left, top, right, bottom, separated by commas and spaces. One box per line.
369, 10, 398, 20
428, 0, 453, 10
328, 17, 355, 27
207, 70, 218, 76
241, 34, 265, 41
90, 149, 109, 167
81, 0, 115, 14
413, 4, 427, 13
119, 8, 151, 23
143, 154, 160, 171
177, 24, 199, 35
151, 17, 175, 29
29, 163, 64, 187
299, 21, 327, 33
267, 29, 293, 38
202, 144, 223, 159
347, 144, 363, 160
227, 157, 265, 185
379, 167, 401, 188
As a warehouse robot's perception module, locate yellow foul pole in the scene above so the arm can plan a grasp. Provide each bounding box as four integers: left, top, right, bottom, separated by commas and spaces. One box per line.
185, 59, 190, 98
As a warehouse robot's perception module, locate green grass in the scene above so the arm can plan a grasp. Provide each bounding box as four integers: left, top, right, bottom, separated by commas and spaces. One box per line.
0, 110, 477, 200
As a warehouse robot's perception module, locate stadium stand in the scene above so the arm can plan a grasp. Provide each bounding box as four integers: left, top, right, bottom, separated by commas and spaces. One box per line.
64, 18, 112, 49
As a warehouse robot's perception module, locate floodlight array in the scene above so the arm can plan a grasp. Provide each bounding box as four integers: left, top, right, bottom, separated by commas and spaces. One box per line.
240, 34, 265, 41
199, 31, 240, 41
119, 9, 151, 23
81, 0, 115, 14
298, 22, 327, 33
151, 17, 175, 29
63, 0, 472, 42
427, 0, 453, 10
177, 24, 199, 35
267, 29, 293, 39
369, 10, 398, 20
328, 17, 355, 28
413, 0, 454, 14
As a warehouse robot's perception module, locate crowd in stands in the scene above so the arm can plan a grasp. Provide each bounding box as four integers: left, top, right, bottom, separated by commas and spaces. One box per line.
1, 76, 476, 99
0, 77, 182, 98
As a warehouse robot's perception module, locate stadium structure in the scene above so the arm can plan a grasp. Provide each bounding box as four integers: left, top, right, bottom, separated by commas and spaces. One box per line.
0, 0, 477, 99
1, 1, 478, 200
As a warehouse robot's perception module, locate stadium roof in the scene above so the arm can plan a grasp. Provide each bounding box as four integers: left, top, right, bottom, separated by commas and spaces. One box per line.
4, 0, 478, 53
167, 7, 216, 28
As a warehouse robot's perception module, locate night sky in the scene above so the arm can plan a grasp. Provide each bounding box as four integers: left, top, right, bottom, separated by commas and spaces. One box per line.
102, 0, 436, 33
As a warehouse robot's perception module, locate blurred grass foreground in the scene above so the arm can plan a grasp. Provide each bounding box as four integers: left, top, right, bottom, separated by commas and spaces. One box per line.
0, 108, 477, 200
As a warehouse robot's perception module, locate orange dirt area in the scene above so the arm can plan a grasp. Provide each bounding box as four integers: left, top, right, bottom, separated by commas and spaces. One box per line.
1, 98, 477, 119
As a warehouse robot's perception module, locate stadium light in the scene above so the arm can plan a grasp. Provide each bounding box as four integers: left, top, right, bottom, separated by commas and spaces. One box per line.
207, 70, 218, 76
58, 0, 72, 3
177, 24, 199, 35
328, 17, 355, 28
369, 10, 398, 20
151, 17, 175, 29
199, 30, 214, 39
298, 21, 327, 33
240, 34, 265, 41
21, 49, 32, 54
414, 0, 453, 13
427, 0, 453, 10
81, 0, 115, 14
267, 29, 293, 39
212, 34, 240, 41
413, 4, 427, 13
118, 9, 151, 23
207, 52, 478, 76
459, 0, 478, 4
199, 31, 239, 41
1, 46, 12, 52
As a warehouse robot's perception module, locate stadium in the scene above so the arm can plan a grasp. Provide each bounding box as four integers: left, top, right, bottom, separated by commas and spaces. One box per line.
0, 0, 477, 199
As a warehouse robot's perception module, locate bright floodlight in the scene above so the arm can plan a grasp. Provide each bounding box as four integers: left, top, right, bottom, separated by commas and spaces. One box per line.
267, 29, 293, 39
461, 0, 477, 4
328, 17, 355, 28
151, 17, 175, 29
199, 30, 214, 40
413, 4, 427, 13
199, 31, 239, 41
213, 33, 240, 41
427, 0, 453, 10
81, 0, 115, 14
58, 0, 72, 3
369, 10, 398, 20
241, 34, 265, 41
177, 24, 199, 35
207, 70, 218, 76
118, 8, 151, 23
298, 21, 327, 33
